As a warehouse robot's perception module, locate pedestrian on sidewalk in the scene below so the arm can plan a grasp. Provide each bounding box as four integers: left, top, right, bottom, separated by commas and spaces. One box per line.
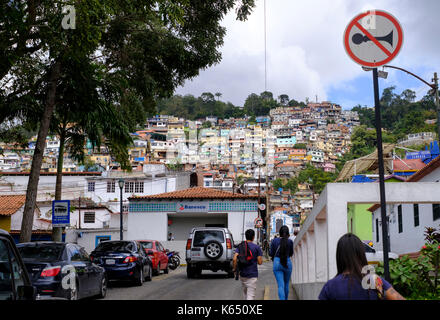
233, 229, 263, 300
318, 233, 405, 300
269, 225, 294, 300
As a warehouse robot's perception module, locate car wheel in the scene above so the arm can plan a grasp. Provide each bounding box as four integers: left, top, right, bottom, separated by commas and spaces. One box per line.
204, 240, 223, 260
154, 263, 160, 276
135, 267, 144, 286
145, 264, 152, 281
186, 265, 195, 279
97, 276, 107, 299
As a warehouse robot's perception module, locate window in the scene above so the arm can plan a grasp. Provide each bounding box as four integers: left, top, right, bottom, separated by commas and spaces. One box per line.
376, 219, 379, 242
433, 204, 440, 221
125, 181, 134, 193
87, 182, 95, 192
414, 204, 419, 227
107, 181, 115, 193
83, 212, 95, 224
397, 205, 403, 233
135, 181, 144, 193
68, 245, 82, 262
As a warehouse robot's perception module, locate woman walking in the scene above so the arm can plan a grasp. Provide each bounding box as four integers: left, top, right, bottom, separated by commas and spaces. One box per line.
269, 225, 294, 300
319, 233, 405, 300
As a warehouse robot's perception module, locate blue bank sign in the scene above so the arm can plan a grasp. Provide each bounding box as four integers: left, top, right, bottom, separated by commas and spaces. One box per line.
52, 200, 70, 227
176, 202, 208, 213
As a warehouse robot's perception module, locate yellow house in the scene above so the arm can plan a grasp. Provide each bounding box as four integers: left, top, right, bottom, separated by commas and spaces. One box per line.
0, 195, 26, 232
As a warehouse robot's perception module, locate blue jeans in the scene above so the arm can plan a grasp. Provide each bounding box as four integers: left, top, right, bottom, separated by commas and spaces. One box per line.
273, 257, 292, 300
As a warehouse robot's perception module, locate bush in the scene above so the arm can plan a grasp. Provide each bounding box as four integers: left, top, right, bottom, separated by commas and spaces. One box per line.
376, 226, 440, 300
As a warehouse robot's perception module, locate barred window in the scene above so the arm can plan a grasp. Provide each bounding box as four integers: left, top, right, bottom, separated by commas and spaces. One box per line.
433, 204, 440, 221
87, 182, 95, 192
135, 181, 144, 193
107, 181, 115, 193
83, 212, 95, 224
125, 181, 134, 193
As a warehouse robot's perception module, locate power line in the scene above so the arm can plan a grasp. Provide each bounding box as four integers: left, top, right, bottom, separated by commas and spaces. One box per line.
264, 0, 267, 92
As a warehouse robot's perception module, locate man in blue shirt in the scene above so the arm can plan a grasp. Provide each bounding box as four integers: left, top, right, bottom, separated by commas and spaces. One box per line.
233, 229, 263, 300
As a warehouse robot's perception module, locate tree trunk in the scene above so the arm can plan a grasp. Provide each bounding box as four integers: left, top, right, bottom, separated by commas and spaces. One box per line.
52, 124, 66, 241
19, 62, 61, 243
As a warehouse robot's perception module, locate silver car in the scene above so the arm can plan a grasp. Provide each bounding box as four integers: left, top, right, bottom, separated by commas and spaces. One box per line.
185, 227, 235, 278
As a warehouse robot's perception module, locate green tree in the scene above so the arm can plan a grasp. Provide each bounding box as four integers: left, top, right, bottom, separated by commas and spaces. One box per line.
1, 0, 256, 243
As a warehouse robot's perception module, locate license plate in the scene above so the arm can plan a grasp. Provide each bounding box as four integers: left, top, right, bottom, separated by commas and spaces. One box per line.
191, 252, 200, 257
106, 259, 115, 265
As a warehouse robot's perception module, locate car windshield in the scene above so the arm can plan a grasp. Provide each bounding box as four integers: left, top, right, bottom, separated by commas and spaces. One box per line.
139, 242, 153, 249
193, 230, 225, 247
17, 243, 64, 261
94, 241, 134, 252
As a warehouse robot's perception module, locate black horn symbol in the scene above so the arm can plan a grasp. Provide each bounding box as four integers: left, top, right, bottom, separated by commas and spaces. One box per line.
352, 30, 393, 47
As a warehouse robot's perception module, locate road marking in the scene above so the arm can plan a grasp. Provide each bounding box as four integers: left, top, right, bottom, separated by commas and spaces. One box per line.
263, 286, 270, 300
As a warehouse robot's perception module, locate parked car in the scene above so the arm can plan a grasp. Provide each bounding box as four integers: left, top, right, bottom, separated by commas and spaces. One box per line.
90, 240, 152, 286
138, 240, 169, 275
0, 229, 36, 300
185, 227, 235, 278
364, 243, 399, 265
16, 242, 107, 300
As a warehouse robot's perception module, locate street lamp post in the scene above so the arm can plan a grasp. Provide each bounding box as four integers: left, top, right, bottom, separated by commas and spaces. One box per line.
118, 179, 124, 240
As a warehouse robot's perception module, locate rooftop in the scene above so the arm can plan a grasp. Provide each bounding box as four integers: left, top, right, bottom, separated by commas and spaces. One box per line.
0, 195, 26, 216
129, 186, 259, 200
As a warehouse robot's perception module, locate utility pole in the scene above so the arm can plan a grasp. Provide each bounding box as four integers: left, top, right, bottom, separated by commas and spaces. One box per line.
433, 72, 440, 142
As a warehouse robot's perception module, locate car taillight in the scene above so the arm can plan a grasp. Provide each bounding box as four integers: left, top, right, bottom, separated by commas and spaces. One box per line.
90, 255, 94, 262
186, 239, 192, 250
40, 266, 61, 277
123, 256, 138, 263
226, 238, 232, 249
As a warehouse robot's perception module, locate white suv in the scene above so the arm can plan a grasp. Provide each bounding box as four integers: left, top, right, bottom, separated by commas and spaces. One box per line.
185, 227, 235, 278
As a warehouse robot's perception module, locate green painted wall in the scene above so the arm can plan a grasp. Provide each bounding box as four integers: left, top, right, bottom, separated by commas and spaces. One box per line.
347, 204, 373, 242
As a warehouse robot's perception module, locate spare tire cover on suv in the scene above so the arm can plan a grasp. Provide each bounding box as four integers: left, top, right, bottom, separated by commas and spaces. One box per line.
204, 240, 223, 260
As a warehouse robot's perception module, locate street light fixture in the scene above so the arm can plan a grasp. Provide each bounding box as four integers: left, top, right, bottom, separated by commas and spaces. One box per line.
118, 179, 124, 240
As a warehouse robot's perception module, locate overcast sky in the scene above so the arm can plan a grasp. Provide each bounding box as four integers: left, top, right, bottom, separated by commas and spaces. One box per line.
175, 0, 440, 110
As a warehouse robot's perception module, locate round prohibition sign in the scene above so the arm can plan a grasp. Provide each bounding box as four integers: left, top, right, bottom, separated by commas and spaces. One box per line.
344, 10, 403, 67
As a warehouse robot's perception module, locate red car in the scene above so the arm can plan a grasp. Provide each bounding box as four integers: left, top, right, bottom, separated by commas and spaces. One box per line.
138, 240, 169, 275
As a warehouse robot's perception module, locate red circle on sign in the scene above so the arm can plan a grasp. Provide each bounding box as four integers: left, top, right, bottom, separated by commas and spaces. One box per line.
344, 10, 403, 67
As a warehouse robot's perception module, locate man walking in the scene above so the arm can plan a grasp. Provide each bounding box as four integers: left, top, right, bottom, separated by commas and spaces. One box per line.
233, 229, 263, 300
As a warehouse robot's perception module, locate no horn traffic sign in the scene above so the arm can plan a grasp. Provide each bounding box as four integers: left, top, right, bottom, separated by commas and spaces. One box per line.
344, 10, 403, 67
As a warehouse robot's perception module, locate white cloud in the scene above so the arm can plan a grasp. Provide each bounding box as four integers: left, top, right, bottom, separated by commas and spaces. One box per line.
176, 0, 440, 107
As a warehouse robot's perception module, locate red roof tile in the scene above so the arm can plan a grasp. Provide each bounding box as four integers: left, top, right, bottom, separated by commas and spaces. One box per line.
393, 159, 426, 171
407, 156, 440, 182
0, 195, 26, 216
129, 186, 258, 200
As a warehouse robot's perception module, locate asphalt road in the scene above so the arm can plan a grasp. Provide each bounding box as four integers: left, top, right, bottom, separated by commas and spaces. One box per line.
103, 261, 288, 300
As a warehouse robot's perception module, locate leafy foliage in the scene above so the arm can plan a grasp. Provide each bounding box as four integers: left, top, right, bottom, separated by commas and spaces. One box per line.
376, 225, 440, 300
297, 163, 337, 194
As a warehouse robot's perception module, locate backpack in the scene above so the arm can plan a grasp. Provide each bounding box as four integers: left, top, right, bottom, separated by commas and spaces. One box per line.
237, 241, 253, 269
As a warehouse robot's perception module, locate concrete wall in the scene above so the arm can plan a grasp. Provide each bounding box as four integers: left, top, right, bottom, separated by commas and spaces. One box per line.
292, 182, 440, 300
126, 212, 168, 242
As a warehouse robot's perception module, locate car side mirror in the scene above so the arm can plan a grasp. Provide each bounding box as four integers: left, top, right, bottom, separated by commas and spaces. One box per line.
17, 285, 37, 300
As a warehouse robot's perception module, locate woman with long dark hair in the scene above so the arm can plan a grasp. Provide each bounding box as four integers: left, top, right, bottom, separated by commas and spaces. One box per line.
319, 233, 405, 300
269, 225, 294, 300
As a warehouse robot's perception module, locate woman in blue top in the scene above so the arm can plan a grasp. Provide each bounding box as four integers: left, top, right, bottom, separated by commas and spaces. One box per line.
269, 226, 294, 300
319, 233, 405, 300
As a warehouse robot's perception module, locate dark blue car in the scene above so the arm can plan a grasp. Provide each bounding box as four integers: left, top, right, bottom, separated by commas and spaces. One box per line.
17, 242, 107, 300
90, 240, 152, 286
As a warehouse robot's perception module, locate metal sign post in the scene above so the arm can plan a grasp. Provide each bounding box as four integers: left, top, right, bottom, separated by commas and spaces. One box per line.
344, 9, 404, 282
373, 68, 390, 281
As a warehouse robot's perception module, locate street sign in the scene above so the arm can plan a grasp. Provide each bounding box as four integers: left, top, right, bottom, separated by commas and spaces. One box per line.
254, 217, 263, 228
258, 203, 266, 211
344, 10, 403, 67
52, 200, 70, 227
